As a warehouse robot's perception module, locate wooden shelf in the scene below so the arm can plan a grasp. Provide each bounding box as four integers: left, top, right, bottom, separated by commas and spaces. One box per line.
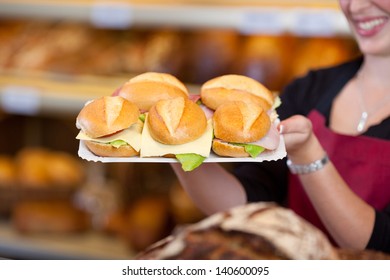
0, 220, 134, 259
0, 1, 350, 36
0, 70, 201, 116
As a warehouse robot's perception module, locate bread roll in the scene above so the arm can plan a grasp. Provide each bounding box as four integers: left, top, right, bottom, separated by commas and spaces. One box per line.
77, 96, 140, 139
147, 97, 207, 145
84, 141, 139, 157
0, 156, 17, 187
118, 72, 189, 112
43, 151, 84, 187
16, 148, 52, 188
201, 74, 274, 111
212, 101, 271, 157
76, 96, 141, 157
12, 200, 90, 234
211, 139, 252, 158
213, 101, 270, 143
15, 147, 85, 188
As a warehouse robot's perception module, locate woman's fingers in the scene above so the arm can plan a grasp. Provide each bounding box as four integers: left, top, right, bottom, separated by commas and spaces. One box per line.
279, 115, 313, 153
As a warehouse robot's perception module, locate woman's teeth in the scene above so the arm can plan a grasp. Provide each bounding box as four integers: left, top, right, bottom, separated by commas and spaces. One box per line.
358, 18, 385, 30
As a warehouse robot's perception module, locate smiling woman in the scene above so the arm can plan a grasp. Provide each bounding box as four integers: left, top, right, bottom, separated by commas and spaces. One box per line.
339, 0, 390, 55
170, 0, 390, 255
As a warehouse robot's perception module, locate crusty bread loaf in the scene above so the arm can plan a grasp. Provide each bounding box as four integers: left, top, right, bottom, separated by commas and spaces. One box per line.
201, 74, 274, 111
147, 97, 207, 145
136, 202, 338, 260
76, 96, 140, 138
118, 72, 189, 112
213, 101, 270, 143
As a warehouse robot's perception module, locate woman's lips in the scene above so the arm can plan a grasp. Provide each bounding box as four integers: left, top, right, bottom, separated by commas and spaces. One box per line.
353, 17, 388, 37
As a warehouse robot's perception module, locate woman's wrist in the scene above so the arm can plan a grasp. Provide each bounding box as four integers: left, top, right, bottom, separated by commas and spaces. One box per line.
287, 153, 329, 174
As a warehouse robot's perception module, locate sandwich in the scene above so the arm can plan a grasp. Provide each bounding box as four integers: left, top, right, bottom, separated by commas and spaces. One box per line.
212, 100, 280, 158
117, 72, 189, 112
140, 96, 213, 171
76, 96, 143, 157
200, 74, 275, 112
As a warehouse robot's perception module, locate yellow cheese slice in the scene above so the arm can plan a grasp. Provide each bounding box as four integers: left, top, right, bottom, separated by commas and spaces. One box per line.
140, 116, 213, 158
76, 121, 142, 152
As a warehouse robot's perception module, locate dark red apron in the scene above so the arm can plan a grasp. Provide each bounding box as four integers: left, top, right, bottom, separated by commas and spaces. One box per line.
288, 110, 390, 244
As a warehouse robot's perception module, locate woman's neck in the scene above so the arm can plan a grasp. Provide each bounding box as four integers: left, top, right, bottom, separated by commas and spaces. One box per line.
329, 54, 390, 135
359, 55, 390, 89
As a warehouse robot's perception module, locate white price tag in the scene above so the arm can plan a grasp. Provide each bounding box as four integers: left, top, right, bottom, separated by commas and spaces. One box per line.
1, 85, 41, 115
240, 9, 286, 35
91, 2, 133, 29
291, 9, 338, 36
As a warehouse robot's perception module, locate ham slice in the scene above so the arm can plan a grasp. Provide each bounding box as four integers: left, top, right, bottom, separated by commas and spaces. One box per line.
189, 94, 201, 103
200, 104, 214, 120
251, 122, 280, 150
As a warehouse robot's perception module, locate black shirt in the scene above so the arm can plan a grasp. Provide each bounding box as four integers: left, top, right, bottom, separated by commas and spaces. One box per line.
233, 57, 390, 253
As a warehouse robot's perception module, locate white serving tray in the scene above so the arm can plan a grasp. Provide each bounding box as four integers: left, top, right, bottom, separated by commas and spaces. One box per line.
78, 136, 286, 164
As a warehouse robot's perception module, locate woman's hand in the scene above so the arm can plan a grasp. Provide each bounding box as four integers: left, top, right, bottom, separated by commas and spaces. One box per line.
279, 116, 375, 250
279, 115, 325, 164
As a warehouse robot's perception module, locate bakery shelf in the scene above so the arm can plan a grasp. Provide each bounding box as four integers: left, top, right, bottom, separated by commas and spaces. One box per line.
0, 70, 125, 116
0, 0, 350, 36
0, 220, 134, 259
0, 70, 201, 116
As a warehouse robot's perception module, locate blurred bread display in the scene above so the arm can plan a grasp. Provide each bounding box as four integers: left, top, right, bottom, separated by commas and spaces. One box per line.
15, 147, 85, 188
185, 29, 239, 84
0, 19, 359, 92
101, 180, 205, 253
0, 147, 85, 216
288, 36, 360, 81
232, 35, 296, 91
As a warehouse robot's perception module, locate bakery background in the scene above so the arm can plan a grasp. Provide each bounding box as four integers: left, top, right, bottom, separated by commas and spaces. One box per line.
0, 0, 360, 259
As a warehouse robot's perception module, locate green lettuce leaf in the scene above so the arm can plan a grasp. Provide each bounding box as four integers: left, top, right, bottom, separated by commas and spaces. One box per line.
109, 140, 128, 148
232, 143, 265, 158
175, 153, 206, 172
139, 113, 146, 122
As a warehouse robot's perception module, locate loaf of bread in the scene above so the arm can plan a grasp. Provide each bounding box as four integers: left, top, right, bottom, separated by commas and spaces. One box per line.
136, 202, 338, 260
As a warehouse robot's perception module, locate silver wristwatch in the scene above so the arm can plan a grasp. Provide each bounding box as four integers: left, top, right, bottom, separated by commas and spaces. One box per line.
286, 153, 329, 175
